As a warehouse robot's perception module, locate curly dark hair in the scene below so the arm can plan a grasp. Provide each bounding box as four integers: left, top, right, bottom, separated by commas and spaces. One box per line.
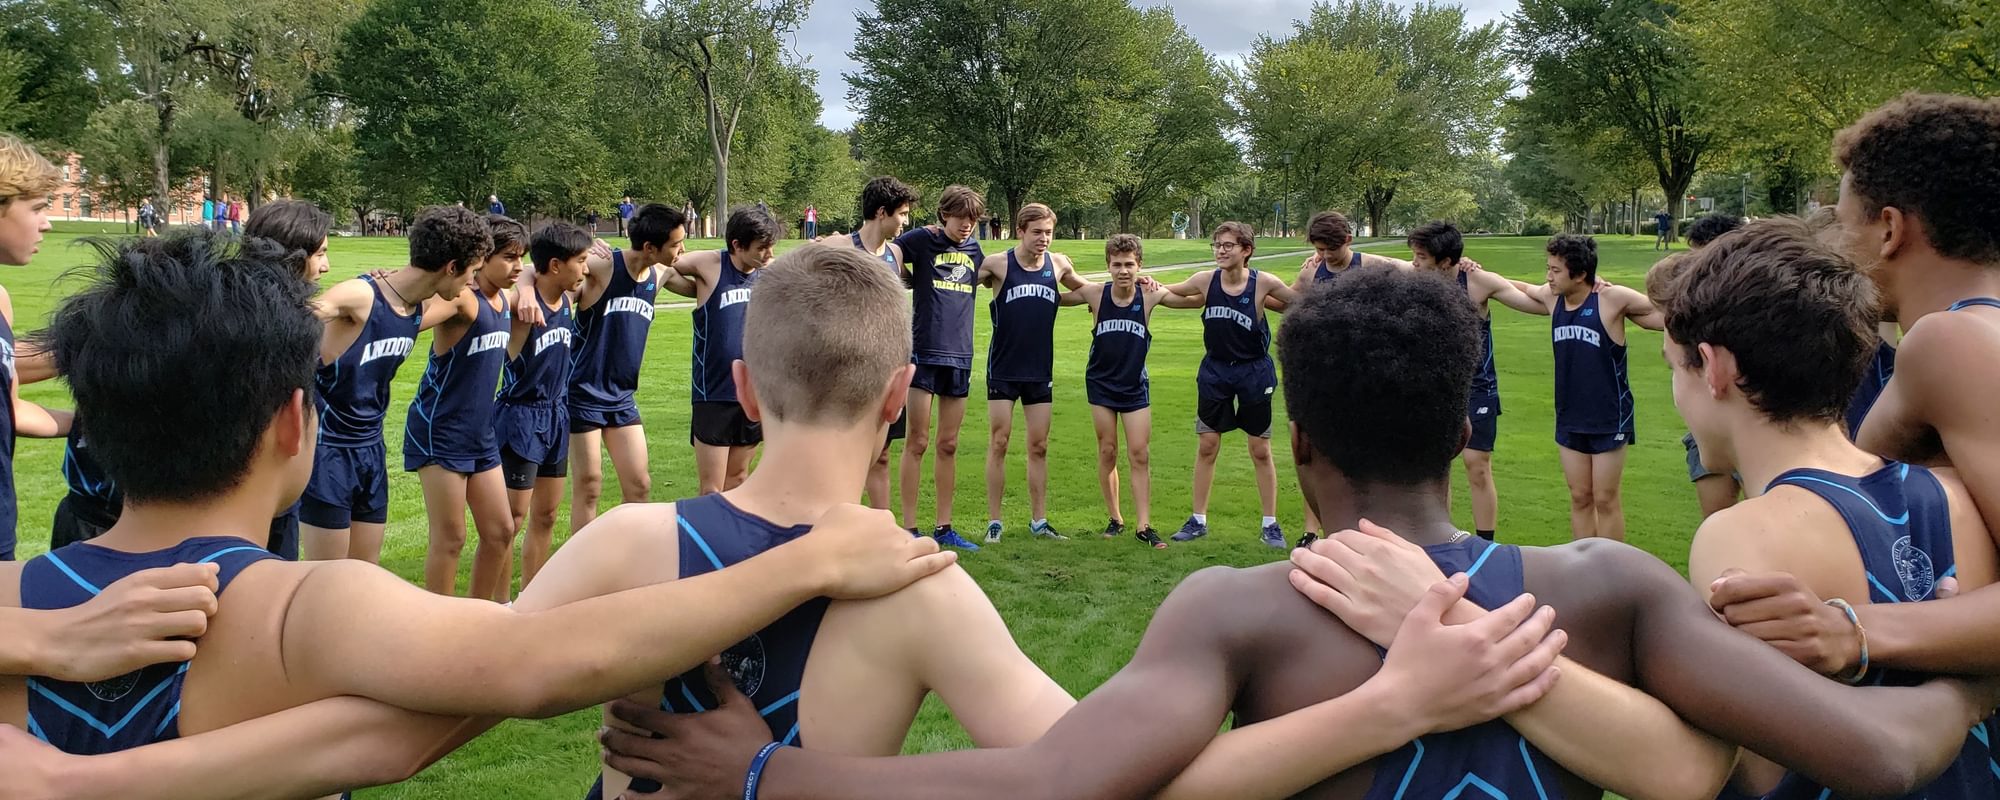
860, 176, 918, 222
408, 205, 492, 274
1662, 218, 1880, 425
1307, 212, 1353, 248
1686, 214, 1744, 248
1546, 234, 1598, 282
50, 229, 319, 502
1833, 93, 2000, 264
1279, 268, 1480, 485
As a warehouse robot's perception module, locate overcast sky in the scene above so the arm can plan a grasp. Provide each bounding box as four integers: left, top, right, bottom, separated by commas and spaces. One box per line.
788, 0, 1521, 129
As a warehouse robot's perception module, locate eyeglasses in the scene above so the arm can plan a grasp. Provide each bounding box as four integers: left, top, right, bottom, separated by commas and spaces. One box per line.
1212, 241, 1248, 252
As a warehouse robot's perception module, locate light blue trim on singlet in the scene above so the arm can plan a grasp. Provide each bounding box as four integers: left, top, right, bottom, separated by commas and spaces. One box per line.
759, 691, 801, 718
197, 546, 267, 564
1773, 475, 1910, 524
1518, 738, 1552, 800
1948, 297, 2000, 311
26, 663, 187, 739
39, 551, 103, 595
781, 721, 801, 746
1391, 738, 1427, 800
1464, 540, 1499, 578
1441, 773, 1506, 800
677, 515, 725, 571
677, 682, 707, 713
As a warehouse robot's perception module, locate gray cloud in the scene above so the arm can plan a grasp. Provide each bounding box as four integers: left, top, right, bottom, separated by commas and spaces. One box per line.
794, 0, 1519, 129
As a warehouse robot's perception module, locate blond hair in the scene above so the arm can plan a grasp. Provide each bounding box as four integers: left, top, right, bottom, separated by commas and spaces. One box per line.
1015, 202, 1055, 232
1644, 252, 1691, 308
742, 244, 912, 425
0, 134, 61, 208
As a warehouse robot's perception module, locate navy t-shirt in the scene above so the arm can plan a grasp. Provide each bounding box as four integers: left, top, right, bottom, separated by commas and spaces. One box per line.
896, 228, 984, 369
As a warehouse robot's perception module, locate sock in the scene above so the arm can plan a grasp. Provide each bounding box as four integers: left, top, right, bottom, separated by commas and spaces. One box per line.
989, 519, 1002, 529
1477, 529, 1496, 541
1192, 513, 1208, 525
1032, 518, 1048, 529
1262, 516, 1278, 528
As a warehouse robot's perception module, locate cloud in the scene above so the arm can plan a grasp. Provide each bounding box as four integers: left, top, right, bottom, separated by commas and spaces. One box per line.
795, 0, 1520, 129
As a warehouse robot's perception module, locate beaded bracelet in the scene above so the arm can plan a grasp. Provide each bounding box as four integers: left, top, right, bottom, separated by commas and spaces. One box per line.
1824, 598, 1871, 685
743, 741, 785, 800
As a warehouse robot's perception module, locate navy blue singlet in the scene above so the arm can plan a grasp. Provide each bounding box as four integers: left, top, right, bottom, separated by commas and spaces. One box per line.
314, 276, 420, 447
849, 232, 899, 271
1845, 341, 1896, 442
20, 537, 277, 753
497, 292, 574, 408
987, 250, 1060, 383
1201, 269, 1270, 365
897, 228, 983, 369
1551, 291, 1632, 436
569, 251, 658, 413
1314, 250, 1364, 284
1764, 462, 2000, 799
0, 311, 14, 559
404, 291, 510, 465
1460, 270, 1500, 411
61, 427, 119, 516
691, 252, 756, 404
1364, 536, 1565, 800
1086, 288, 1150, 406
586, 493, 830, 800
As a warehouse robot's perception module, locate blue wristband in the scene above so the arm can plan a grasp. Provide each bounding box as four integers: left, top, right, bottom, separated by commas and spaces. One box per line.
743, 741, 785, 800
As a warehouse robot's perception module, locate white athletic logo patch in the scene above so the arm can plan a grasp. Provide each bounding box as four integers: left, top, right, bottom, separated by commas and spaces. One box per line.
1894, 536, 1937, 600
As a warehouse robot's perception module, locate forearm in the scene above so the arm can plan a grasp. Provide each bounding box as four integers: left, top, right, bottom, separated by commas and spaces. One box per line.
1505, 657, 1731, 800
1155, 680, 1419, 800
0, 608, 51, 674
13, 402, 69, 438
1859, 586, 2000, 673
56, 701, 488, 800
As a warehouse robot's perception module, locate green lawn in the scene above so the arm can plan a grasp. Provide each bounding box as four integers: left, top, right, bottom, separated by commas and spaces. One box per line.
12, 224, 1699, 798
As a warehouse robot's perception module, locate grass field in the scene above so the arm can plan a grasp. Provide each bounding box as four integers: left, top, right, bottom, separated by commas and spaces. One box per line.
14, 222, 1701, 798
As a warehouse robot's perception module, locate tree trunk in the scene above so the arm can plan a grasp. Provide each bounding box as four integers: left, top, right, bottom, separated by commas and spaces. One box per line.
1631, 187, 1640, 237
1362, 182, 1396, 239
1188, 196, 1204, 238
151, 104, 174, 208
1115, 199, 1135, 234
1004, 187, 1027, 235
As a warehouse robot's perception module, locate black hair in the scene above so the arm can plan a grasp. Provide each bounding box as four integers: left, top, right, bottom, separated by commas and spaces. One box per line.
1546, 233, 1598, 282
1687, 214, 1745, 248
486, 214, 528, 257
860, 176, 918, 222
628, 203, 686, 251
243, 200, 332, 278
1407, 220, 1464, 265
408, 205, 492, 273
1279, 268, 1480, 485
48, 230, 319, 503
529, 221, 592, 274
726, 205, 783, 250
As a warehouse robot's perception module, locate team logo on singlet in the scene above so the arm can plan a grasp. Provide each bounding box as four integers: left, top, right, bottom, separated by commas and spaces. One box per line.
720, 634, 768, 697
0, 337, 13, 379
1553, 325, 1602, 346
1204, 306, 1256, 331
605, 295, 656, 320
86, 669, 142, 702
1893, 535, 1937, 600
1004, 283, 1057, 304
358, 337, 415, 367
533, 327, 573, 355
466, 331, 509, 356
717, 287, 753, 309
1096, 319, 1147, 338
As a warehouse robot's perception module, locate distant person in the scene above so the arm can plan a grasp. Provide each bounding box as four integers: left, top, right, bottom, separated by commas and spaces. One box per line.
805, 204, 819, 239
618, 196, 635, 235
202, 197, 215, 231
138, 199, 157, 236
1654, 209, 1674, 250
488, 195, 505, 216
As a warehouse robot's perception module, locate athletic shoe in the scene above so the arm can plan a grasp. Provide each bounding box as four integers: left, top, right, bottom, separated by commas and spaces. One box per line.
1294, 531, 1320, 550
1134, 527, 1167, 549
934, 526, 981, 551
908, 527, 924, 539
1102, 519, 1125, 538
1030, 520, 1068, 540
1170, 516, 1208, 542
985, 521, 1003, 544
1261, 522, 1286, 550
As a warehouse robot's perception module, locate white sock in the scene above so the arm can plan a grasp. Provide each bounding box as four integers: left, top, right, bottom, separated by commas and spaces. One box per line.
1192, 513, 1208, 525
1262, 516, 1278, 528
1032, 518, 1048, 529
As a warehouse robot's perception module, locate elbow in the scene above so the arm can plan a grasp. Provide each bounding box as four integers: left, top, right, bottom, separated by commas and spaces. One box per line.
1811, 744, 1927, 799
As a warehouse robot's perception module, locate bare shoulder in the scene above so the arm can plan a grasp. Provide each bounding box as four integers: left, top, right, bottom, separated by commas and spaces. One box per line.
1900, 311, 2000, 382
1521, 537, 1687, 612
0, 283, 13, 323
512, 502, 683, 611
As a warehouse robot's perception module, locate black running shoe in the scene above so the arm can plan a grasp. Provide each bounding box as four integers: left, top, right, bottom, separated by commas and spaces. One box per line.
1134, 527, 1168, 549
1102, 519, 1125, 538
1295, 530, 1320, 550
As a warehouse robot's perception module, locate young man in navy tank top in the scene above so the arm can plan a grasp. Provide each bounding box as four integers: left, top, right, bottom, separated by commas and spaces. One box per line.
0, 135, 74, 563
1707, 95, 2000, 704
1406, 221, 1548, 544
410, 215, 523, 599
495, 222, 592, 596
300, 207, 492, 564
978, 203, 1085, 543
895, 186, 988, 550
1156, 222, 1302, 548
0, 233, 955, 798
1504, 234, 1663, 541
1665, 220, 2000, 799
608, 266, 2000, 800
1288, 211, 1414, 294
666, 206, 778, 495
847, 176, 917, 512
1070, 234, 1190, 548
535, 203, 686, 536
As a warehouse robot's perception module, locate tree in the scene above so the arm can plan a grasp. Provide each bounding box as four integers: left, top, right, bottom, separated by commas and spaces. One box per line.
1106, 8, 1238, 233
1239, 0, 1509, 236
340, 0, 611, 214
849, 0, 1153, 223
648, 0, 809, 223
279, 122, 362, 226
196, 0, 362, 207
1510, 0, 1716, 230
83, 0, 235, 205
0, 0, 121, 145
